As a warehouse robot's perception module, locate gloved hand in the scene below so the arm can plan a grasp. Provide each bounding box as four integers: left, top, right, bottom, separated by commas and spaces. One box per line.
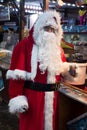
68, 65, 77, 77
8, 95, 29, 114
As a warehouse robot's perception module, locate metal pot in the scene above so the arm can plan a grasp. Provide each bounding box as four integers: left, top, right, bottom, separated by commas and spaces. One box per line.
63, 63, 87, 85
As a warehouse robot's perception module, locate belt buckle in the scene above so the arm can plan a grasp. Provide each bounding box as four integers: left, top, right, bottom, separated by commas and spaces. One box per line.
55, 82, 60, 91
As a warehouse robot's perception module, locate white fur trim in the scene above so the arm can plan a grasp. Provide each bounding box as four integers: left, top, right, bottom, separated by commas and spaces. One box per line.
33, 10, 63, 46
31, 44, 38, 80
6, 45, 38, 81
44, 92, 54, 130
6, 69, 31, 80
8, 96, 29, 114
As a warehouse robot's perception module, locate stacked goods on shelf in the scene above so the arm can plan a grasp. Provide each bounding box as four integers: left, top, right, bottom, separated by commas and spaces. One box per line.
0, 52, 8, 58
74, 41, 87, 62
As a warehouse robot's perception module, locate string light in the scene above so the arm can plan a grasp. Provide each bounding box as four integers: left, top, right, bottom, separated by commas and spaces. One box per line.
16, 0, 20, 2
57, 0, 64, 6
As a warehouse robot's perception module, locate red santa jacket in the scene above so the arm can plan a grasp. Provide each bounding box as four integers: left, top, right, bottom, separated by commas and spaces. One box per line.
6, 27, 66, 99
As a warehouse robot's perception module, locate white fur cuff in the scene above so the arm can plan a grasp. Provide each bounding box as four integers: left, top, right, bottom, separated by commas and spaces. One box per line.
8, 95, 29, 114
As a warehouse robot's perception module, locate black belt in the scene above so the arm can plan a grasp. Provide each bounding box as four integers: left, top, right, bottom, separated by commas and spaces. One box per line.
24, 81, 60, 92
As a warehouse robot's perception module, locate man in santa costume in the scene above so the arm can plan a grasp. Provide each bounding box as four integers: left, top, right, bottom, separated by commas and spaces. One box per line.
6, 10, 77, 130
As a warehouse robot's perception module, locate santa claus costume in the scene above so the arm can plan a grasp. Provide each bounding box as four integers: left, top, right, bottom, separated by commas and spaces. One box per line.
6, 10, 67, 130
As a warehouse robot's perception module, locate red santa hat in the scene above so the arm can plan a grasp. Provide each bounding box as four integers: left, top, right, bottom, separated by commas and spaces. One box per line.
33, 10, 63, 46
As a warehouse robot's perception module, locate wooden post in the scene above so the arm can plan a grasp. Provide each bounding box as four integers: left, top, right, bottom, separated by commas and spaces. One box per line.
19, 0, 25, 41
43, 0, 49, 11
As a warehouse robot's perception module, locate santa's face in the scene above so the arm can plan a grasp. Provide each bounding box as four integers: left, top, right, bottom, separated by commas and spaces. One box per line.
35, 26, 58, 47
35, 26, 62, 83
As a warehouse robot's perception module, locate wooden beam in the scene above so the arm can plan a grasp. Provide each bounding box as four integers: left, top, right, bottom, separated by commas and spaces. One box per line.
43, 0, 49, 11
19, 0, 25, 40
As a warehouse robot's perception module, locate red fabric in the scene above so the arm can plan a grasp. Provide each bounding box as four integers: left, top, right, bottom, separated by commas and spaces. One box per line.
20, 89, 45, 130
8, 27, 66, 130
53, 92, 59, 130
8, 27, 34, 98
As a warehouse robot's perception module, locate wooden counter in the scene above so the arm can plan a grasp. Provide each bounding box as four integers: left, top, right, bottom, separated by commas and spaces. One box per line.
59, 82, 87, 130
59, 92, 87, 130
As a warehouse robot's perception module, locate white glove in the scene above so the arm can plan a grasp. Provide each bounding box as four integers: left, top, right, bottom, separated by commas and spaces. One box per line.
8, 95, 29, 114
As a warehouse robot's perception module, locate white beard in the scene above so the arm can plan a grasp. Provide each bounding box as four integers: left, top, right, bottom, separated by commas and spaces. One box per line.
36, 30, 63, 83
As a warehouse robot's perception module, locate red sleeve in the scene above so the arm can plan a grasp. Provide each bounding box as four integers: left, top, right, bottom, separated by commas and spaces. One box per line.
8, 79, 24, 99
10, 38, 29, 71
8, 27, 34, 99
8, 39, 27, 99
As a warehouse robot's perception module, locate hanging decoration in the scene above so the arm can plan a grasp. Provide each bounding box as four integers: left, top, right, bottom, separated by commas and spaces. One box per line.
79, 9, 87, 25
